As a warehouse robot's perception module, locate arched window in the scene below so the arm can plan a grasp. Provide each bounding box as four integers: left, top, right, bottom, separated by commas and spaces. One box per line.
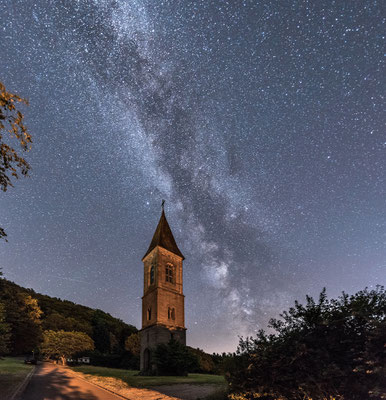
147, 307, 152, 320
168, 307, 175, 320
165, 264, 173, 283
150, 265, 155, 285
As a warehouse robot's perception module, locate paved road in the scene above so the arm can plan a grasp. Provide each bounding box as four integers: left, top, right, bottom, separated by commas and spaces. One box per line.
20, 362, 123, 400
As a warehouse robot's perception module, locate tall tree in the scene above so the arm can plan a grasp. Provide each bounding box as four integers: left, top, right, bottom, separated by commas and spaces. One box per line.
0, 81, 31, 240
41, 330, 94, 365
4, 293, 43, 354
0, 302, 10, 356
92, 310, 111, 353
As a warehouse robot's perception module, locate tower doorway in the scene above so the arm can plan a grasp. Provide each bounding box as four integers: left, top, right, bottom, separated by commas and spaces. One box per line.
143, 348, 151, 371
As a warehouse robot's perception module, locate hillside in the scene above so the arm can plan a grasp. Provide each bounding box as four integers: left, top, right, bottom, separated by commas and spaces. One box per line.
0, 277, 137, 358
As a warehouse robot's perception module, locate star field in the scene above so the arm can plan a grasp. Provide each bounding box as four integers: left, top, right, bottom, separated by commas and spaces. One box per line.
0, 0, 385, 352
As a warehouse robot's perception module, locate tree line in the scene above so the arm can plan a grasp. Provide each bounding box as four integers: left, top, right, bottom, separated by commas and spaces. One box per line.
0, 274, 224, 373
0, 275, 139, 367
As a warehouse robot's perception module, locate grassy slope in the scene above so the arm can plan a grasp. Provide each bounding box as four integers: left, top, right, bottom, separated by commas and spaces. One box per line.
0, 357, 33, 398
71, 365, 226, 387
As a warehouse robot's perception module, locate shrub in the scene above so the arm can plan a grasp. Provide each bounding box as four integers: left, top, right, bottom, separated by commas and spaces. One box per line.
226, 286, 386, 400
153, 339, 199, 376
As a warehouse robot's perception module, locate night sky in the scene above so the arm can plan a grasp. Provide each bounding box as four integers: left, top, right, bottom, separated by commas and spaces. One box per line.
0, 1, 385, 353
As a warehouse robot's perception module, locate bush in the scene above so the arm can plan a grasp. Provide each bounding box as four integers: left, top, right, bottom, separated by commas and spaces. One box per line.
153, 339, 199, 376
226, 286, 386, 400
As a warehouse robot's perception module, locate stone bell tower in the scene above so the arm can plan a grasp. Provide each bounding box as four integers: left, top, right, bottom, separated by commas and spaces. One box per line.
140, 204, 186, 373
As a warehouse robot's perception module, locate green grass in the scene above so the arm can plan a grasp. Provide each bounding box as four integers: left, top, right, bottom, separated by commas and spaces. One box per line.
71, 365, 226, 388
0, 357, 34, 398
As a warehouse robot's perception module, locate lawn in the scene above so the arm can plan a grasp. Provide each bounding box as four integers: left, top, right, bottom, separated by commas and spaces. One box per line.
0, 357, 34, 399
71, 365, 226, 388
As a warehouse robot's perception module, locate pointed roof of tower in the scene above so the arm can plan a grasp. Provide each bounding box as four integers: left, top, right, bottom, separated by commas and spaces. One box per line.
142, 210, 185, 260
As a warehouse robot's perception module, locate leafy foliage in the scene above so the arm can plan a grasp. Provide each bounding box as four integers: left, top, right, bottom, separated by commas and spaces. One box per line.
0, 81, 31, 240
42, 312, 92, 336
92, 310, 114, 353
41, 330, 94, 365
188, 346, 216, 374
153, 339, 199, 376
0, 278, 43, 354
226, 286, 386, 400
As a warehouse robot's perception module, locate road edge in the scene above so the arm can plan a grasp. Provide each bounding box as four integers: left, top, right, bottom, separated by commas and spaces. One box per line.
9, 364, 36, 400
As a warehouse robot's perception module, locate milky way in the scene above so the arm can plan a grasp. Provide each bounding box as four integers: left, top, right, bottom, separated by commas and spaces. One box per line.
0, 0, 385, 352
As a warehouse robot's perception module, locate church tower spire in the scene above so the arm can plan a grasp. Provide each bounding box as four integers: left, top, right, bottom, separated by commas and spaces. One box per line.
140, 205, 186, 373
142, 207, 184, 260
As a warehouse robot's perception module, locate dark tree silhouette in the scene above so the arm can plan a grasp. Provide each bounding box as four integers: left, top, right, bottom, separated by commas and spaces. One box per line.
0, 302, 11, 356
0, 81, 31, 240
153, 339, 199, 376
227, 286, 386, 400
